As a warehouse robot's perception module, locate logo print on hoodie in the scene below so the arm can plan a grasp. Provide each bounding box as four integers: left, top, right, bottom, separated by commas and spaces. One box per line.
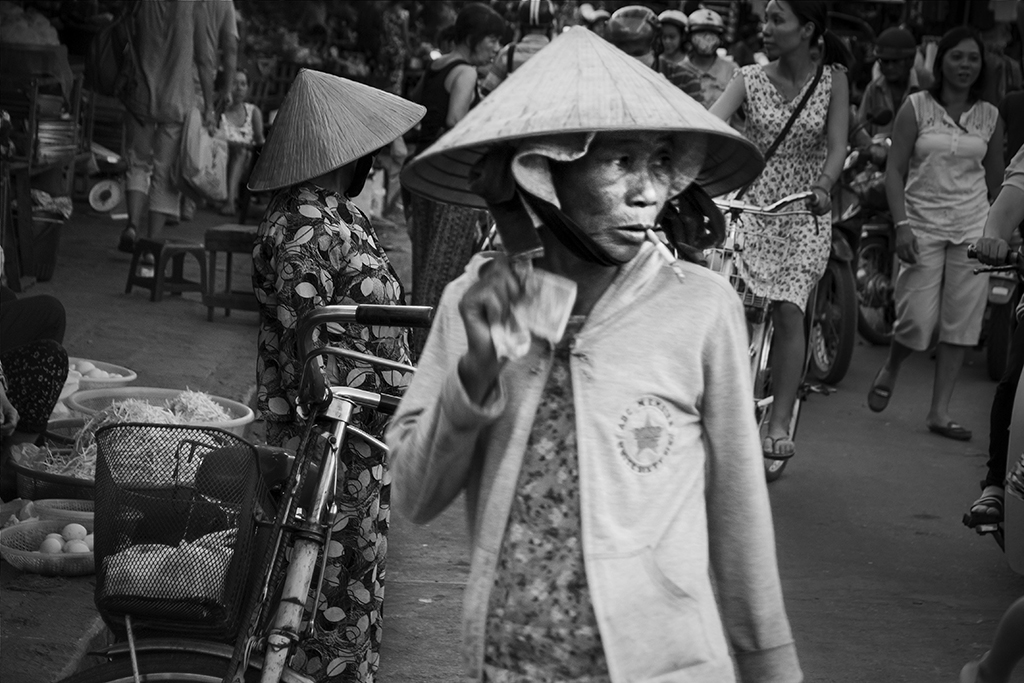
616, 395, 675, 473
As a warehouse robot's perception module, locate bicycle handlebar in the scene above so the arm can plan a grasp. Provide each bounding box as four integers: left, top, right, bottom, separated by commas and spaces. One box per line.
297, 305, 433, 364
714, 190, 816, 216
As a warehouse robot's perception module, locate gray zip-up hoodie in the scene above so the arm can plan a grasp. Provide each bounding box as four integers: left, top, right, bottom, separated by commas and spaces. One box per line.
387, 244, 802, 683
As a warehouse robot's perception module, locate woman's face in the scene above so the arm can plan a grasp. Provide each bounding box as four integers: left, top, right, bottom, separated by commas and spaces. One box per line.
232, 72, 249, 102
761, 0, 809, 60
661, 25, 683, 55
469, 34, 502, 66
551, 132, 676, 264
941, 38, 983, 91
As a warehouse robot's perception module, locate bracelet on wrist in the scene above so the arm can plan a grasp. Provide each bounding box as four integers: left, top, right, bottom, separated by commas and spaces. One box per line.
895, 219, 911, 228
812, 184, 830, 195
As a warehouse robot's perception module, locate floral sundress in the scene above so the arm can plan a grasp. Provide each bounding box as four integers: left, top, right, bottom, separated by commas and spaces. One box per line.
252, 181, 412, 683
738, 64, 835, 311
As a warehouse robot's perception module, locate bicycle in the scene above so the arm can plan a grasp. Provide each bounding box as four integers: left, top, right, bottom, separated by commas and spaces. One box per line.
704, 190, 831, 482
60, 304, 433, 683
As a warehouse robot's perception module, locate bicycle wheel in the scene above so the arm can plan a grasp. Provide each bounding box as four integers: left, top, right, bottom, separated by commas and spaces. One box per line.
750, 319, 787, 482
59, 652, 261, 683
856, 235, 896, 346
808, 259, 857, 385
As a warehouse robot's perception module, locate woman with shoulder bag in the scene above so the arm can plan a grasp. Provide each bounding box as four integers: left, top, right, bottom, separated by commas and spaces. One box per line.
710, 0, 850, 461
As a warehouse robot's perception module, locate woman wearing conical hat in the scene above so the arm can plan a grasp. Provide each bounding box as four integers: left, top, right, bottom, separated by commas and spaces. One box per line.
247, 68, 424, 683
391, 27, 802, 683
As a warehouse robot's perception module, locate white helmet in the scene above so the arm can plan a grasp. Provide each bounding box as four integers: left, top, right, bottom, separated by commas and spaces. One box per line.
687, 8, 724, 34
658, 9, 688, 32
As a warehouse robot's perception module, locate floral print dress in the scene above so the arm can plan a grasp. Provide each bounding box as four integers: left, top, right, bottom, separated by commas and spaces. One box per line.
483, 320, 611, 683
738, 64, 835, 311
252, 181, 412, 683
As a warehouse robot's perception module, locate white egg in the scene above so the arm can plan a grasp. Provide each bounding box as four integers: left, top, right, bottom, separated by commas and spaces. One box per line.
75, 360, 96, 373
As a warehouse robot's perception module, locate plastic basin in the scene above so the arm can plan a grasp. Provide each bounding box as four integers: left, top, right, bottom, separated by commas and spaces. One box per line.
66, 387, 254, 436
68, 358, 138, 391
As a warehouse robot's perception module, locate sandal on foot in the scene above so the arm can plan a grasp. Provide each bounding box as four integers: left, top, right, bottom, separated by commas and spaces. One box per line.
762, 436, 795, 461
928, 421, 972, 441
117, 225, 137, 253
867, 368, 893, 413
968, 486, 1004, 525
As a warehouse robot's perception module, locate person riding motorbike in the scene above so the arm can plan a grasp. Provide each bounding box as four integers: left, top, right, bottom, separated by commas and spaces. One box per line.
481, 0, 555, 96
657, 8, 688, 68
967, 145, 1024, 526
854, 26, 923, 164
605, 4, 703, 104
680, 8, 737, 108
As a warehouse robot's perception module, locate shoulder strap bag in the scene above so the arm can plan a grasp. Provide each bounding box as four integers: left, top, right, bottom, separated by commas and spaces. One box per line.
735, 63, 824, 200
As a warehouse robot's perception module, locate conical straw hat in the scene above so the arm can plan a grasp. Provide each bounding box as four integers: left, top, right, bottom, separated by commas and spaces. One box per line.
401, 26, 763, 207
248, 69, 425, 192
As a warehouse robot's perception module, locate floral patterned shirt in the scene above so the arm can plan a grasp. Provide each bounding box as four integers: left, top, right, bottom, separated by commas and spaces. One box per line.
483, 322, 610, 683
252, 181, 411, 443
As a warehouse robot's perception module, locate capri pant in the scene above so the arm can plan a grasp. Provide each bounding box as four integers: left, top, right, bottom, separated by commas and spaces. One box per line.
125, 117, 183, 219
893, 232, 988, 351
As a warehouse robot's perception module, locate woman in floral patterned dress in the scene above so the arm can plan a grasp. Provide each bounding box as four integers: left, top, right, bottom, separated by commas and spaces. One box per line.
711, 0, 849, 461
248, 69, 424, 683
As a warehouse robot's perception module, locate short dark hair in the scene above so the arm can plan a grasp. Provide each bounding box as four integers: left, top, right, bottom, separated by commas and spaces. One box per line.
928, 26, 987, 104
455, 3, 507, 50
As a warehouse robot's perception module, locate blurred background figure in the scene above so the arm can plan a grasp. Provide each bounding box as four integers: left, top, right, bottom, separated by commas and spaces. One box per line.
657, 8, 688, 69
215, 69, 264, 217
578, 2, 609, 37
481, 0, 555, 96
404, 2, 506, 357
605, 4, 703, 104
681, 7, 736, 109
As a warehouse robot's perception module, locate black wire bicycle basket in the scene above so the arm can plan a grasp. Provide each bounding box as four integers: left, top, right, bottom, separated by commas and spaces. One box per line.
93, 423, 274, 641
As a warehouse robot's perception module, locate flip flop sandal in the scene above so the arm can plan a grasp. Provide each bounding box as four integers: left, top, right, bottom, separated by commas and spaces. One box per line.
762, 436, 795, 461
928, 421, 972, 441
867, 368, 893, 413
117, 225, 137, 254
968, 487, 1004, 524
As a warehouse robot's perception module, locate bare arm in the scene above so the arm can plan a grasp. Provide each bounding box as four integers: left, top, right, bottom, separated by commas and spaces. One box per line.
251, 106, 265, 146
193, 6, 216, 127
885, 100, 919, 263
709, 70, 746, 122
820, 68, 850, 190
983, 116, 1006, 200
445, 64, 478, 128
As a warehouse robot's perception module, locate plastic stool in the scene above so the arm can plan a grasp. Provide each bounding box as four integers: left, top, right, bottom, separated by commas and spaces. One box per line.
203, 223, 259, 321
126, 238, 207, 302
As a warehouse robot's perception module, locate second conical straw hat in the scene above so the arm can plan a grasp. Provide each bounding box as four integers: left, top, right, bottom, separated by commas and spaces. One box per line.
248, 69, 425, 192
402, 26, 763, 207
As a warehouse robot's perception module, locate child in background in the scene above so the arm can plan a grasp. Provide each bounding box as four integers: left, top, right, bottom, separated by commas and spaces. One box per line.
217, 70, 264, 216
658, 9, 688, 69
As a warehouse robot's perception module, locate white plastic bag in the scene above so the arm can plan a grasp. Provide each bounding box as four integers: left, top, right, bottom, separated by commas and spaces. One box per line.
180, 108, 228, 203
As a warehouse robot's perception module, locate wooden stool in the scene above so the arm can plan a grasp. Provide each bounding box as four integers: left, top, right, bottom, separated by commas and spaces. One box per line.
203, 223, 259, 321
125, 238, 208, 302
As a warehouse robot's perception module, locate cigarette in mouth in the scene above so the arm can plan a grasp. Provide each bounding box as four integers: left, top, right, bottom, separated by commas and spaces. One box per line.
645, 228, 676, 264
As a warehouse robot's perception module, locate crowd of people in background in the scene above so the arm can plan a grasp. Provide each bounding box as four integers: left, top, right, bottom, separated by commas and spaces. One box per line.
3, 1, 1024, 682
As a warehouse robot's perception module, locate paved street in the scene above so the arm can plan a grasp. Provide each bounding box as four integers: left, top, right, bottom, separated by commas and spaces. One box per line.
2, 197, 1023, 682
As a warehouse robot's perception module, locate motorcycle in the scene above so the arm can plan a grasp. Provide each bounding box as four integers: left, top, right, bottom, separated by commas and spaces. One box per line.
807, 113, 894, 383
835, 121, 897, 347
982, 233, 1022, 381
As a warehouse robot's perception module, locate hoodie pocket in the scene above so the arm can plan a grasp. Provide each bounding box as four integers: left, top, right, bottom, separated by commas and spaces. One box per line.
591, 547, 717, 678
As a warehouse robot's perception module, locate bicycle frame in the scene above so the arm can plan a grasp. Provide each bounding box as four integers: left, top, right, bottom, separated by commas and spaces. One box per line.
77, 305, 432, 683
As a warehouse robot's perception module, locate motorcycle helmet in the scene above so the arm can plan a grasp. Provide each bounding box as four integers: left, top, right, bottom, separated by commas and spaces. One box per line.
687, 8, 725, 34
658, 9, 688, 33
605, 5, 659, 59
517, 0, 555, 29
